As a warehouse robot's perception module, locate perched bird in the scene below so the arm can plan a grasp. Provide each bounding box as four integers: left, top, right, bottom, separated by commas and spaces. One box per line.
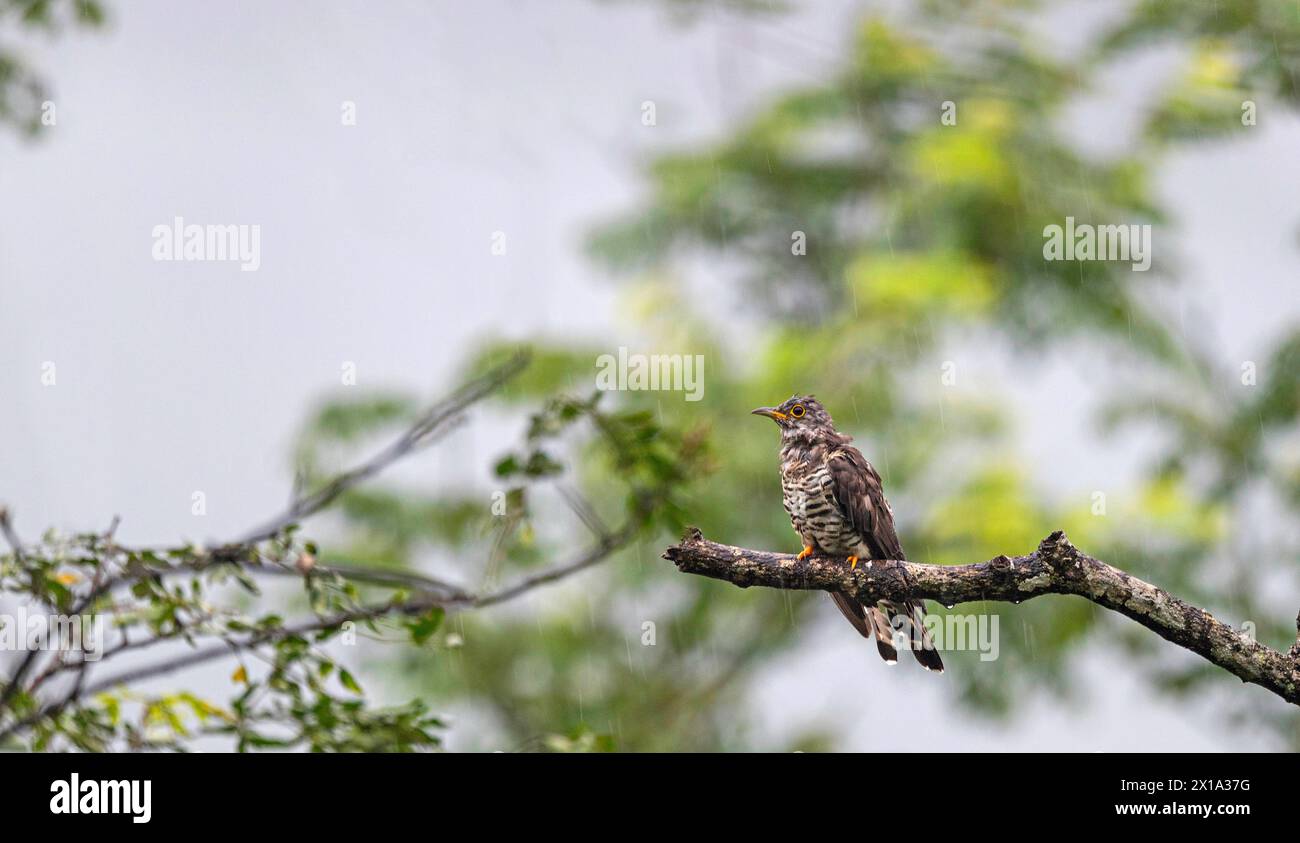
752, 395, 943, 671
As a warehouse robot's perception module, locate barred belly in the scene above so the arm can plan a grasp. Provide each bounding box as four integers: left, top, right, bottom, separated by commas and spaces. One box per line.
781, 464, 859, 555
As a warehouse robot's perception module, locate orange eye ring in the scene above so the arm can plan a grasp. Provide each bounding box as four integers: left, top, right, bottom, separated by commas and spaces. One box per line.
790, 404, 805, 418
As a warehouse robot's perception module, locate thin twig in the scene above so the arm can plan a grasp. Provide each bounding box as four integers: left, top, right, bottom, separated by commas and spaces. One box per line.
470, 523, 638, 609
0, 507, 24, 565
236, 351, 529, 545
556, 483, 611, 540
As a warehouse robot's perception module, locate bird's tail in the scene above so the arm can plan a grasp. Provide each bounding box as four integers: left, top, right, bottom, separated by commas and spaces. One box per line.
880, 600, 944, 672
829, 592, 898, 664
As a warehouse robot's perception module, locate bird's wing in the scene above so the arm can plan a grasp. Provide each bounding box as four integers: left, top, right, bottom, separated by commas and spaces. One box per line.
826, 446, 905, 561
829, 591, 873, 638
828, 447, 944, 671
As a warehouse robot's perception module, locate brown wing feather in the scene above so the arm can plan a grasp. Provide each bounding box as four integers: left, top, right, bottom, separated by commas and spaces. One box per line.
827, 447, 944, 672
826, 446, 904, 561
829, 591, 898, 663
829, 591, 872, 638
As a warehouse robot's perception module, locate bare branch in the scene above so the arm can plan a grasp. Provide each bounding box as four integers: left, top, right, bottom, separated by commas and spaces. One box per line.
295, 560, 471, 599
555, 483, 611, 540
664, 528, 1300, 706
469, 523, 638, 609
87, 598, 438, 696
0, 506, 24, 565
53, 352, 531, 615
0, 507, 41, 713
0, 648, 42, 715
236, 351, 530, 545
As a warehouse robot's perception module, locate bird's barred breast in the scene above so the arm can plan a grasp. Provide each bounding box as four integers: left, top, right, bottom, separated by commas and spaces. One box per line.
781, 464, 857, 554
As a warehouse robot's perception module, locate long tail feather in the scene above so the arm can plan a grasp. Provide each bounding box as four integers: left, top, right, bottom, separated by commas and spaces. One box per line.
866, 606, 900, 664
879, 600, 944, 672
829, 592, 898, 664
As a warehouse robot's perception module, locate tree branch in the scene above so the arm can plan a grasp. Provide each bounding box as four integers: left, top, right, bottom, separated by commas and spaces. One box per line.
0, 523, 640, 746
664, 528, 1300, 706
467, 522, 638, 609
0, 349, 658, 747
235, 350, 531, 545
0, 594, 446, 744
52, 352, 532, 613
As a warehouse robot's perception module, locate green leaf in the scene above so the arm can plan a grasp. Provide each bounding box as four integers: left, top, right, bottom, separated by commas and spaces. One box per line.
338, 669, 363, 695
407, 608, 445, 645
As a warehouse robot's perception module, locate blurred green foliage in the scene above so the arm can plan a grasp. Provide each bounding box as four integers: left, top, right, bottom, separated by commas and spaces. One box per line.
297, 1, 1299, 750
0, 0, 105, 135
0, 523, 448, 752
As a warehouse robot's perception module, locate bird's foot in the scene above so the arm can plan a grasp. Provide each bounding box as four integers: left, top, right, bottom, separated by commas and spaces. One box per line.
846, 555, 859, 570
796, 545, 814, 561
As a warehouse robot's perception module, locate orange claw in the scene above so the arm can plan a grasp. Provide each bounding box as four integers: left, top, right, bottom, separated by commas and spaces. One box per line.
796, 545, 814, 561
847, 555, 859, 570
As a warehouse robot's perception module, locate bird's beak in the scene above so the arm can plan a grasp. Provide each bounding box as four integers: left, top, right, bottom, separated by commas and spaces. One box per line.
751, 406, 787, 421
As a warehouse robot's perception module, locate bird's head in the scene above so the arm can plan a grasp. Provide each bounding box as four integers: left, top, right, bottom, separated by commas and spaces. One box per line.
751, 395, 845, 444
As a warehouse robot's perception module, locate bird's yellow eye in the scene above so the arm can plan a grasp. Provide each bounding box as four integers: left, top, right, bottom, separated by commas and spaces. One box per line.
790, 404, 805, 418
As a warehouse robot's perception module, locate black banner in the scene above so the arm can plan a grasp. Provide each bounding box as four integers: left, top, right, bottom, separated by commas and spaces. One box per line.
0, 752, 1283, 829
